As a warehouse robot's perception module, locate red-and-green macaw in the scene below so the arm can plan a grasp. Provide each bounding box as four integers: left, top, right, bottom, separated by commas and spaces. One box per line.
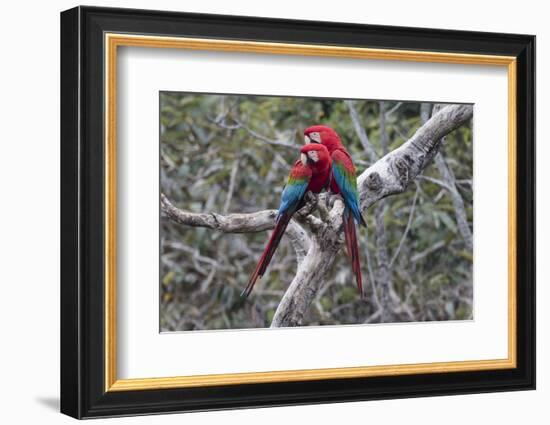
304, 125, 366, 297
243, 143, 332, 297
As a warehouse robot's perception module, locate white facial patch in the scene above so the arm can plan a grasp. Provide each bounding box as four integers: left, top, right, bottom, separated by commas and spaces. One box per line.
309, 132, 321, 143
300, 153, 308, 165
307, 150, 319, 162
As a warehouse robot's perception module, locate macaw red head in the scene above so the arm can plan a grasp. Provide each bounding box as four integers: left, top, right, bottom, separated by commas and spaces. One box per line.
300, 143, 331, 169
303, 125, 344, 153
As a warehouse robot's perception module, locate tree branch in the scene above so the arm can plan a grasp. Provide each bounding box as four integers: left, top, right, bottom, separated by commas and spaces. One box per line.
222, 157, 240, 214
284, 221, 311, 264
434, 152, 473, 251
356, 104, 473, 211
161, 193, 311, 261
345, 100, 378, 161
270, 228, 341, 327
161, 193, 276, 233
374, 100, 394, 322
389, 184, 420, 268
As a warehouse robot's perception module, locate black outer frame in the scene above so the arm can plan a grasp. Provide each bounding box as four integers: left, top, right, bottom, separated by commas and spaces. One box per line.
60, 5, 535, 419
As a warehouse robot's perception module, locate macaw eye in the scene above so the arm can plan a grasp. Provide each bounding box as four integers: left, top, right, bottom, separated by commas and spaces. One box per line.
309, 132, 321, 143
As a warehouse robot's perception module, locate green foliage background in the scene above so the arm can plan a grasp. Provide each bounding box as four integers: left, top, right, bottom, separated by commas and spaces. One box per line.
160, 92, 473, 331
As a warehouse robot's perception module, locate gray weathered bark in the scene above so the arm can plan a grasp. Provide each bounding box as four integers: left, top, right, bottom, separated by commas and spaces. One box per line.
355, 104, 472, 209
161, 193, 311, 262
345, 100, 378, 161
374, 101, 394, 322
270, 226, 342, 327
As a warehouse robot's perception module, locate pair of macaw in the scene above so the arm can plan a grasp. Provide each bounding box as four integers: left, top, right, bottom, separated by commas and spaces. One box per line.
243, 125, 366, 298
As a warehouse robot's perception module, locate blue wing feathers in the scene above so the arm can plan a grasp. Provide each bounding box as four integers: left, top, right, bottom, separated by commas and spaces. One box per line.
278, 181, 308, 218
331, 162, 364, 225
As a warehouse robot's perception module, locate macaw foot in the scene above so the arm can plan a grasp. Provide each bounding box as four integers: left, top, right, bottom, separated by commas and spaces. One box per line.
328, 193, 343, 209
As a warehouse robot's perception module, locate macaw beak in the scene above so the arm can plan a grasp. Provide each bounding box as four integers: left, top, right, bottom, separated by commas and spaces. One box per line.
304, 134, 310, 144
300, 153, 308, 165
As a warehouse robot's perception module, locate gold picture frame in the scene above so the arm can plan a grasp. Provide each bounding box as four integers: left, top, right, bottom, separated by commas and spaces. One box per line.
104, 33, 517, 392
61, 6, 534, 419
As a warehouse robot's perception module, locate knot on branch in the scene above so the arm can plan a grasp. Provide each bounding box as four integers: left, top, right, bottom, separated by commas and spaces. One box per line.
365, 171, 383, 191
210, 212, 222, 227
392, 154, 414, 188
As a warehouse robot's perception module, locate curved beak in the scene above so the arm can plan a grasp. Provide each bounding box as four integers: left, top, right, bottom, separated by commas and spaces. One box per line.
304, 134, 311, 144
300, 153, 308, 165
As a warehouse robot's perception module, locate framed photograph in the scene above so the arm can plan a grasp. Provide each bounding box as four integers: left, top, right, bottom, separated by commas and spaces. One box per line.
60, 6, 535, 419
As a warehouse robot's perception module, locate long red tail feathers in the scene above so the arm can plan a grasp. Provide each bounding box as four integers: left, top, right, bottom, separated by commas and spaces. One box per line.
342, 210, 353, 259
343, 210, 364, 298
242, 213, 293, 298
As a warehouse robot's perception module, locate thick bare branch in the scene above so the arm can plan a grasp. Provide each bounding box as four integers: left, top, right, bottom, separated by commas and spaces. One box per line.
363, 226, 381, 309
161, 193, 311, 259
284, 221, 311, 264
215, 118, 298, 149
161, 193, 276, 233
270, 229, 341, 327
357, 104, 473, 211
385, 101, 403, 118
